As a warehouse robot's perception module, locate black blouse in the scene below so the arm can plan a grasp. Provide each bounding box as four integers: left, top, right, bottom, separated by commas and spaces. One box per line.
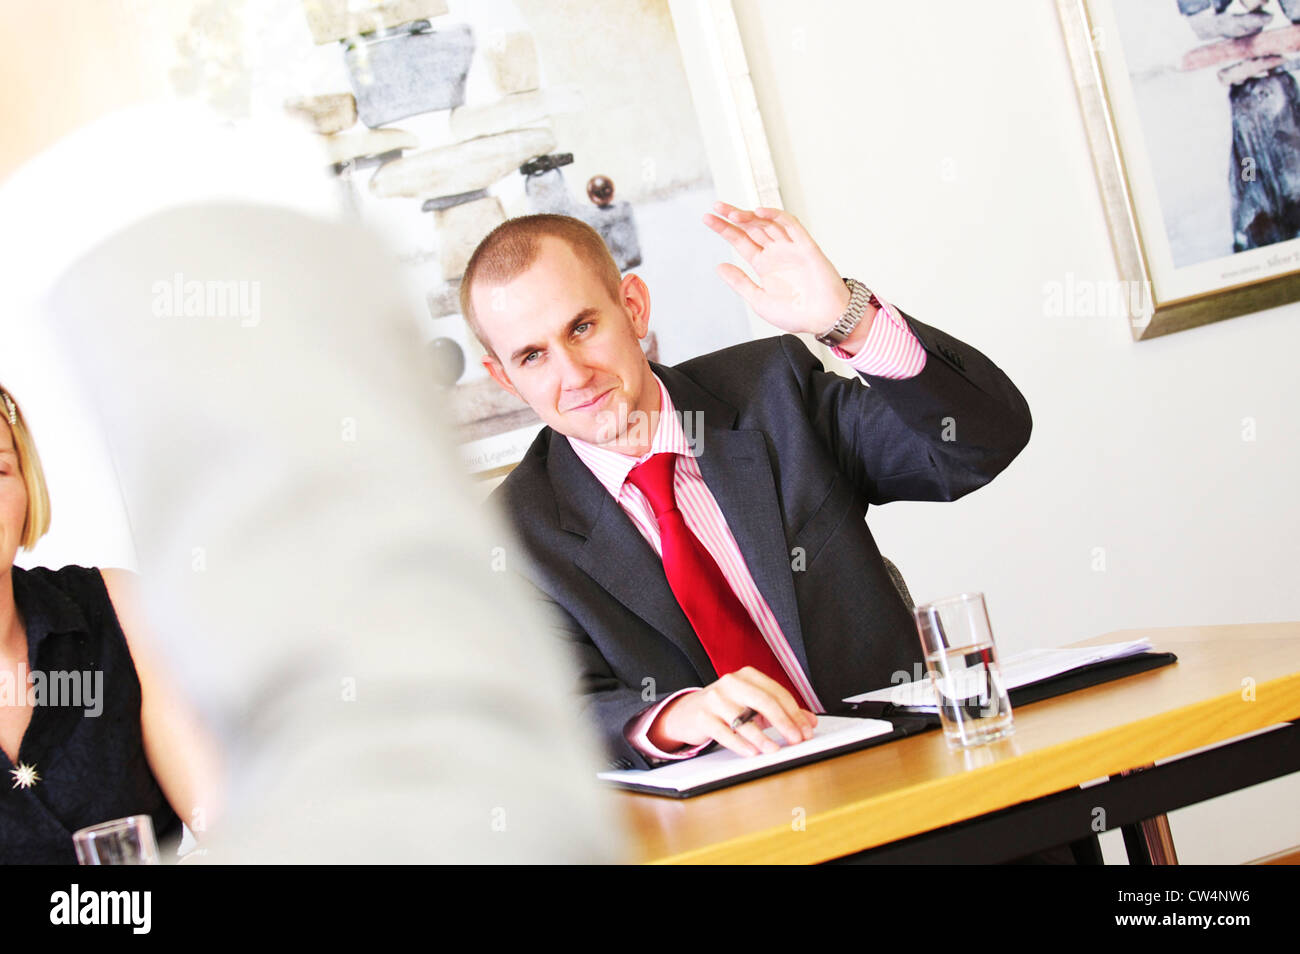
1, 565, 179, 863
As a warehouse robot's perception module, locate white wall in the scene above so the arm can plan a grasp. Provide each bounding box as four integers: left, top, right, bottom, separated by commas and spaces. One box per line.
733, 0, 1300, 864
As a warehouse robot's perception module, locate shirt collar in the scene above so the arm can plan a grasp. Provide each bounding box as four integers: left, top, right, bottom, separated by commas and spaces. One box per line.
567, 372, 694, 498
10, 567, 90, 665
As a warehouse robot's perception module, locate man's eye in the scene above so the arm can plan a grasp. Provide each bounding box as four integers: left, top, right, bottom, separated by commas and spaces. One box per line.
574, 322, 592, 335
521, 351, 540, 365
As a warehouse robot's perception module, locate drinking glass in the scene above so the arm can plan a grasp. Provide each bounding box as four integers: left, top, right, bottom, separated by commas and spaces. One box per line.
913, 592, 1015, 748
73, 815, 160, 865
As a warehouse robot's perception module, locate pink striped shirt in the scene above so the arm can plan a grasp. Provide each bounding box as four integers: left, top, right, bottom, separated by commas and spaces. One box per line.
568, 296, 926, 762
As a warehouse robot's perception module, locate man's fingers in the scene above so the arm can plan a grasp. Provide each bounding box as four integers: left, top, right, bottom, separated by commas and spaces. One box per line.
734, 720, 780, 755
703, 710, 779, 757
755, 709, 817, 733
716, 263, 764, 307
728, 216, 775, 249
718, 672, 809, 745
712, 199, 748, 221
754, 206, 810, 245
702, 714, 761, 757
733, 665, 802, 712
720, 203, 796, 245
750, 214, 792, 245
717, 709, 814, 755
713, 203, 782, 248
733, 668, 816, 741
702, 212, 761, 261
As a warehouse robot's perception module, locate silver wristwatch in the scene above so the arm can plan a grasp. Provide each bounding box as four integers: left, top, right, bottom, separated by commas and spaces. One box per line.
815, 278, 876, 346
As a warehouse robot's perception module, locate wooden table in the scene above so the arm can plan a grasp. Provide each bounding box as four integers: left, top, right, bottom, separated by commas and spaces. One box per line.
617, 623, 1300, 864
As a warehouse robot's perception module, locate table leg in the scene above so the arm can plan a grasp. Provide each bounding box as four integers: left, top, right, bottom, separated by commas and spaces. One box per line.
1115, 763, 1180, 865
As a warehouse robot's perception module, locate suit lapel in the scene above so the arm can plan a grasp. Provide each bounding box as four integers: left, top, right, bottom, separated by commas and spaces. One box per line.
543, 360, 814, 685
546, 435, 718, 682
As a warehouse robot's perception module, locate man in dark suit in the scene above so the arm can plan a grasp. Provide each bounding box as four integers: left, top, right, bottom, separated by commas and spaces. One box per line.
464, 203, 1031, 772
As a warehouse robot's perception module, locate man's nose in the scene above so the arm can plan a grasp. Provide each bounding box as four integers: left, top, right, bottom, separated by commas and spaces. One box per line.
554, 344, 595, 389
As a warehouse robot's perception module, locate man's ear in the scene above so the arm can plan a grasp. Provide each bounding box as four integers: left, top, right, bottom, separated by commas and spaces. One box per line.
621, 273, 651, 339
482, 354, 521, 399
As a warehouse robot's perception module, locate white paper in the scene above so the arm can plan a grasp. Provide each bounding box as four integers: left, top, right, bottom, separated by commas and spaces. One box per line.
597, 715, 895, 792
842, 638, 1155, 710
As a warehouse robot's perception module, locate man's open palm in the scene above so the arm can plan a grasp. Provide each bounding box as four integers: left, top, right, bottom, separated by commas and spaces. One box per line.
703, 201, 849, 336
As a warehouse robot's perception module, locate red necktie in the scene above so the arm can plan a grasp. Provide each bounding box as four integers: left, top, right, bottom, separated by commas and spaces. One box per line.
625, 452, 803, 702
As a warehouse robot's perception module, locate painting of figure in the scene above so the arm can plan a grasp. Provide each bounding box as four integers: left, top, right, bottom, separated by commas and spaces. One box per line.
1111, 0, 1300, 266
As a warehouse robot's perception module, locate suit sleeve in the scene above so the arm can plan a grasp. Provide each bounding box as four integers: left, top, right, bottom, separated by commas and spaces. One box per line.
625, 689, 712, 763
781, 308, 1032, 506
830, 296, 928, 378
515, 573, 676, 772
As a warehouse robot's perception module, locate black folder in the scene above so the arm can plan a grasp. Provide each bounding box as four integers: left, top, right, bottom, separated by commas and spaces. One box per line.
849, 649, 1179, 722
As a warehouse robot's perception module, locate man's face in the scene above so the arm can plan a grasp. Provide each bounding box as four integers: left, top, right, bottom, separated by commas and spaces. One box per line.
474, 237, 659, 452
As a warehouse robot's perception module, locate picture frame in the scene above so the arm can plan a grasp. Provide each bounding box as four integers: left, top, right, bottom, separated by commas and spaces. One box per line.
1057, 0, 1300, 340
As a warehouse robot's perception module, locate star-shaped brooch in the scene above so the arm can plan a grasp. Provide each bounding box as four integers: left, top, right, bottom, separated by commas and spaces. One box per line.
10, 762, 40, 789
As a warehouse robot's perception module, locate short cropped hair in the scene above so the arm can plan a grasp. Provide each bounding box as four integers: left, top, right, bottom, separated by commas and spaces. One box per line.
459, 214, 623, 358
0, 382, 51, 550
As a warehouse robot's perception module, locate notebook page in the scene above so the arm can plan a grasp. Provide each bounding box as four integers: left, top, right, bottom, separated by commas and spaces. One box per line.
597, 715, 895, 792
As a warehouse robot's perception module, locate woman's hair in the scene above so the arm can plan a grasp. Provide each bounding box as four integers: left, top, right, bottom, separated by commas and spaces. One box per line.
0, 382, 51, 549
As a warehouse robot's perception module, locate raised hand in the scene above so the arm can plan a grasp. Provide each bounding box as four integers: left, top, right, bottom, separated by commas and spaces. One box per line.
703, 200, 851, 337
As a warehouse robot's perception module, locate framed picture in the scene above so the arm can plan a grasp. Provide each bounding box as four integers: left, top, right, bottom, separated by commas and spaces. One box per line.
261, 0, 784, 476
1058, 0, 1300, 340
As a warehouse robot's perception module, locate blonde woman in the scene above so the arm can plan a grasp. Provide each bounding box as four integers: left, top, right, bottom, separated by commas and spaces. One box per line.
0, 383, 216, 863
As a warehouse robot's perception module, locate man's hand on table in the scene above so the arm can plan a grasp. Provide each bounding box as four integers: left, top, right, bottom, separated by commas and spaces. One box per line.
646, 667, 819, 758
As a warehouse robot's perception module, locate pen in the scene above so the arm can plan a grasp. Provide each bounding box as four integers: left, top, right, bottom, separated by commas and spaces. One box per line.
729, 707, 757, 731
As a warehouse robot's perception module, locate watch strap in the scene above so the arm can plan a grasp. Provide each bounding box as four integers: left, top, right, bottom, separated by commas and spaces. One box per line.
816, 278, 876, 346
